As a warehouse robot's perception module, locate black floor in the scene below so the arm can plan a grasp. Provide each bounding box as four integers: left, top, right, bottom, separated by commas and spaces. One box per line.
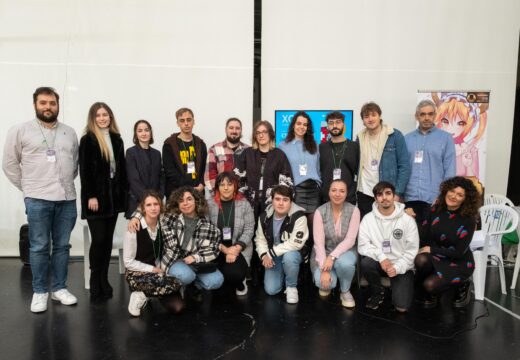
1, 258, 519, 360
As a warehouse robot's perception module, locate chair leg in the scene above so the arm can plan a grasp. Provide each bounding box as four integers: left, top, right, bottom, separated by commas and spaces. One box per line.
118, 248, 125, 274
472, 250, 487, 301
498, 258, 507, 295
83, 225, 91, 290
512, 245, 520, 289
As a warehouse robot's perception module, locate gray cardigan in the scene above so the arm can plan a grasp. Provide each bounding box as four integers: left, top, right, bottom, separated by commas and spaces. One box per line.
207, 197, 255, 264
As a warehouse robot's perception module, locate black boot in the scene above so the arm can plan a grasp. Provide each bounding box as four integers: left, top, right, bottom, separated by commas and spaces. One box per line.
100, 262, 113, 298
416, 291, 438, 309
90, 269, 103, 302
453, 281, 471, 308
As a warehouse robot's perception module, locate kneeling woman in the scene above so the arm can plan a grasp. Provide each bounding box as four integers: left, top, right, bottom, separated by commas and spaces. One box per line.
207, 172, 255, 296
123, 191, 182, 316
311, 180, 360, 308
415, 176, 479, 308
162, 186, 224, 291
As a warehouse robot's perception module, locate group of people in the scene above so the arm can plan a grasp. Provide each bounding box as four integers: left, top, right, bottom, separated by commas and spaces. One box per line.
3, 86, 480, 318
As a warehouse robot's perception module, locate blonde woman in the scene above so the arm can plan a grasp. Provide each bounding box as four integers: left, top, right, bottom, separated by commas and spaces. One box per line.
79, 102, 127, 301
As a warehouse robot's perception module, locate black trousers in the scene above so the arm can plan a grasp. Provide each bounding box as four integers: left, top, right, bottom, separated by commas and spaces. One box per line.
357, 192, 375, 219
405, 200, 431, 228
218, 253, 248, 290
361, 256, 414, 309
87, 216, 118, 272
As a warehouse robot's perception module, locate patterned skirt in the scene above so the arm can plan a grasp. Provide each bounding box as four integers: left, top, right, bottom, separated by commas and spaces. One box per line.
125, 270, 181, 297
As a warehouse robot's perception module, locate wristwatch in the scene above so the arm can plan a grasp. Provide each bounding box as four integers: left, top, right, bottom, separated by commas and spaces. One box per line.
330, 255, 336, 261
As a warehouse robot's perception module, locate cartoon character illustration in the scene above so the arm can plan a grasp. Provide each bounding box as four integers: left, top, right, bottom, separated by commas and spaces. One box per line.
432, 92, 488, 178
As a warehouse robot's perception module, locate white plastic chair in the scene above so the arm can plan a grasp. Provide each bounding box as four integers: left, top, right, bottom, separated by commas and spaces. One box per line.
472, 204, 518, 300
484, 193, 514, 206
511, 206, 520, 289
83, 214, 126, 289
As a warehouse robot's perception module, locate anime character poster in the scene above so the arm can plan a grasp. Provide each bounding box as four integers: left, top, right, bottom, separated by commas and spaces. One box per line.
417, 91, 490, 184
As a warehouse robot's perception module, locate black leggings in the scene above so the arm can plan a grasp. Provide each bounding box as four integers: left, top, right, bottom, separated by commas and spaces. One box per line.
414, 253, 452, 295
218, 252, 248, 290
87, 216, 118, 272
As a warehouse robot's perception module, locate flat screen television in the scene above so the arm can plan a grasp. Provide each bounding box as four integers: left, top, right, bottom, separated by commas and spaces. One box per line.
274, 110, 354, 146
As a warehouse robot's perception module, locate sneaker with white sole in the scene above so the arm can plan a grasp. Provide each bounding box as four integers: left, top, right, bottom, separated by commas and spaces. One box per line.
319, 289, 331, 297
236, 280, 248, 296
285, 287, 299, 304
340, 291, 355, 308
128, 291, 148, 317
51, 289, 78, 305
31, 292, 49, 313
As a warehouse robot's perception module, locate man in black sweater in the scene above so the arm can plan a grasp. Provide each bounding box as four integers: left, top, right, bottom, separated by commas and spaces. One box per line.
319, 111, 359, 205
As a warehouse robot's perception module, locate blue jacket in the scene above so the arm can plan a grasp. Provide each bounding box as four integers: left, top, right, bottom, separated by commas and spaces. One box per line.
357, 126, 411, 197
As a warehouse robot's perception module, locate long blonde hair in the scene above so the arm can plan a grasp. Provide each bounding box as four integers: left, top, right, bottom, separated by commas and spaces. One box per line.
85, 102, 120, 160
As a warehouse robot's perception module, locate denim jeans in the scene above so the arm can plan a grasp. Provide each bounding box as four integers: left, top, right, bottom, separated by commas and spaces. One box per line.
167, 261, 224, 290
264, 250, 302, 295
313, 250, 356, 292
24, 198, 77, 293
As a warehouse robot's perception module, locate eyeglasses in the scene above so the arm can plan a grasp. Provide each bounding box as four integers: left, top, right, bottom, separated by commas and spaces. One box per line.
255, 130, 269, 136
327, 119, 343, 126
418, 112, 435, 117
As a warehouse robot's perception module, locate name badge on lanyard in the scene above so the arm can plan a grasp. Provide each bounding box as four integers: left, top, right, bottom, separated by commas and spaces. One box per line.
46, 149, 56, 162
222, 227, 232, 240
299, 164, 307, 176
187, 161, 196, 174
414, 150, 424, 163
382, 240, 392, 254
259, 176, 264, 191
333, 168, 341, 180
370, 159, 379, 171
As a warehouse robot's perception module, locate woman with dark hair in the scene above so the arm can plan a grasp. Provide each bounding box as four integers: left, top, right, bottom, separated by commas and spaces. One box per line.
125, 120, 164, 219
123, 191, 182, 316
207, 172, 255, 295
161, 186, 224, 291
279, 111, 321, 247
234, 120, 293, 218
79, 102, 127, 301
414, 176, 480, 308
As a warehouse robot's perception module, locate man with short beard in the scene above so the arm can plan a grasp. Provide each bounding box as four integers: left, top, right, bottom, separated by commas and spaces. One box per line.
204, 117, 249, 194
319, 111, 360, 205
3, 87, 79, 313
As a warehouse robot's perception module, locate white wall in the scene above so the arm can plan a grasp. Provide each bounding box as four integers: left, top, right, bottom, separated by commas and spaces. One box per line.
0, 0, 254, 255
262, 0, 519, 190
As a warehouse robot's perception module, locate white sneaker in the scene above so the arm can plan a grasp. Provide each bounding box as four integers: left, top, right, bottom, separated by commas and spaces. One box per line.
31, 292, 49, 313
236, 280, 248, 296
51, 289, 78, 305
319, 288, 331, 297
340, 290, 355, 308
285, 287, 299, 304
128, 291, 148, 317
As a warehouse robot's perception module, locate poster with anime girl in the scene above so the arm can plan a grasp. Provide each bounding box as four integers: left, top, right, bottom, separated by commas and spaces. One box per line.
417, 91, 489, 183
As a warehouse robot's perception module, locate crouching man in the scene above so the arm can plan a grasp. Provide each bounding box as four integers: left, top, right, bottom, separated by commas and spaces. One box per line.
358, 181, 419, 312
256, 185, 309, 304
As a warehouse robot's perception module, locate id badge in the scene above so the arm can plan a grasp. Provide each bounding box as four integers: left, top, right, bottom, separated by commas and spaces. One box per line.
299, 164, 307, 176
414, 150, 424, 163
187, 161, 196, 174
259, 176, 264, 190
223, 227, 232, 240
333, 168, 341, 180
370, 159, 379, 171
46, 149, 56, 162
382, 240, 391, 254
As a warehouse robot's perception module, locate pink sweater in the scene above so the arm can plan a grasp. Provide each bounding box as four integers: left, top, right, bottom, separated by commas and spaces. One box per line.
313, 207, 360, 268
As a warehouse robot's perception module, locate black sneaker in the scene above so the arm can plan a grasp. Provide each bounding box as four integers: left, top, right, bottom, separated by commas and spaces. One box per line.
366, 291, 385, 310
416, 293, 438, 309
453, 282, 471, 308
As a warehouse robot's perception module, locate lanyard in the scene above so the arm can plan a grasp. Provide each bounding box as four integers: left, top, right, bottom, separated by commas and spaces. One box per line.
331, 142, 347, 169
181, 139, 194, 161
367, 131, 384, 161
149, 225, 162, 261
36, 120, 58, 150
375, 217, 399, 241
219, 201, 234, 228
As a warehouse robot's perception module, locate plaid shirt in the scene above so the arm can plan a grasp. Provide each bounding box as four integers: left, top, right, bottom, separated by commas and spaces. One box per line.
204, 140, 248, 192
160, 213, 221, 271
